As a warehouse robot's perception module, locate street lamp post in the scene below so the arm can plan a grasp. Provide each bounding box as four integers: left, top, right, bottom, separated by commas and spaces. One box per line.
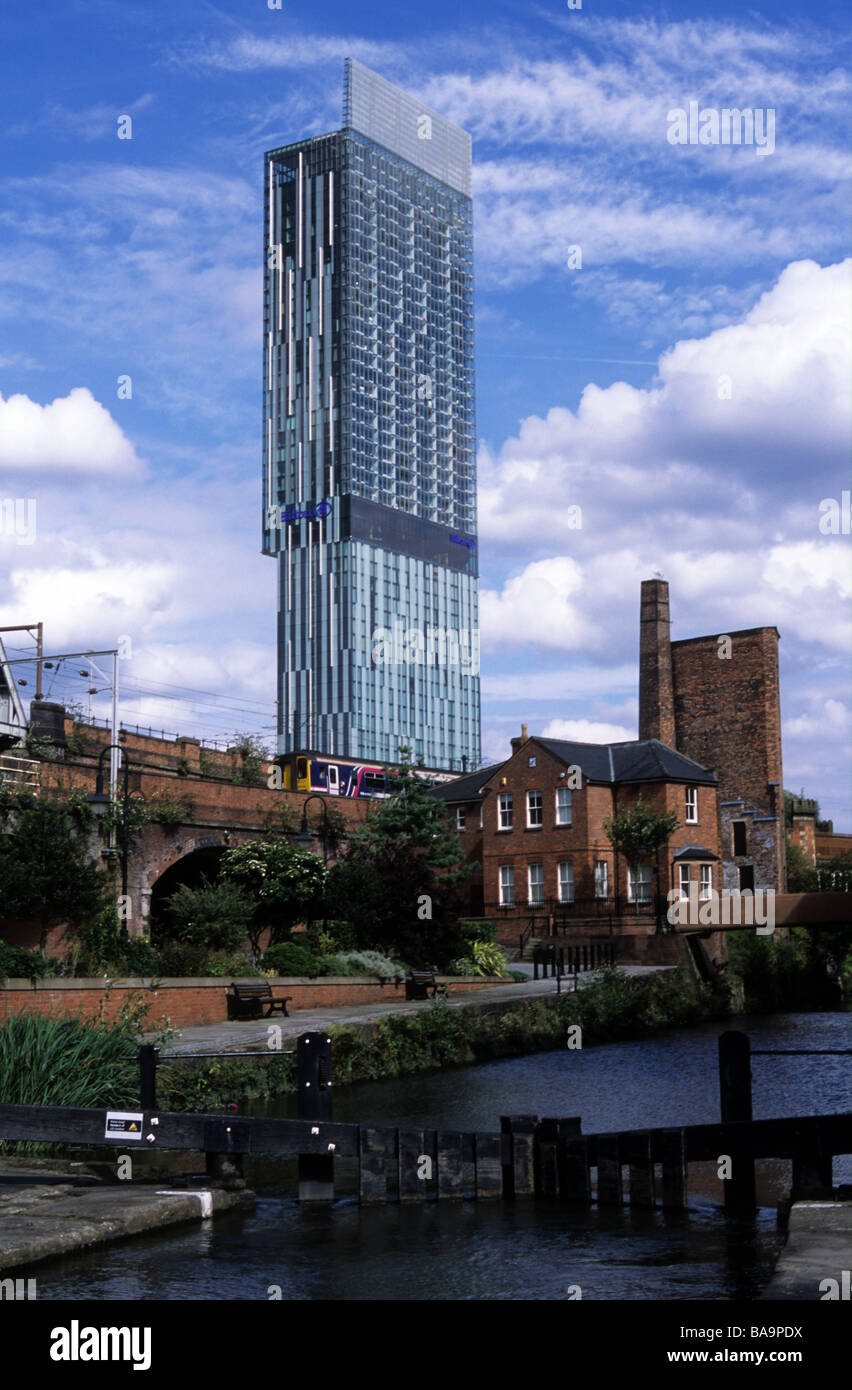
293, 794, 330, 865
88, 743, 139, 941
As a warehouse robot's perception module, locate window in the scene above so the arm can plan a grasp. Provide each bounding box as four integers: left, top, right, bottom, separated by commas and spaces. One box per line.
526, 790, 543, 828
528, 863, 544, 905
679, 864, 690, 899
498, 792, 513, 830
528, 756, 536, 767
558, 862, 574, 904
594, 860, 609, 900
685, 787, 698, 823
733, 821, 747, 856
456, 807, 466, 831
499, 864, 514, 906
699, 864, 712, 900
555, 787, 572, 825
739, 865, 755, 892
628, 862, 652, 904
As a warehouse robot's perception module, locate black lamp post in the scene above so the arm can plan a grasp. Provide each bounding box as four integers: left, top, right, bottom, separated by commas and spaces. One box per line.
88, 744, 139, 941
293, 794, 330, 865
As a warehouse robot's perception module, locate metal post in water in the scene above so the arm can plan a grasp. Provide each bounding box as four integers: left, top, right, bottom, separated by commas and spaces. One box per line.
718, 1030, 756, 1216
298, 1031, 335, 1200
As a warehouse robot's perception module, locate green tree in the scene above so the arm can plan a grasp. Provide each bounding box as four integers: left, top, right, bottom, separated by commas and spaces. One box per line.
219, 837, 327, 951
603, 797, 679, 925
324, 752, 469, 967
785, 839, 819, 892
0, 790, 110, 955
163, 876, 254, 952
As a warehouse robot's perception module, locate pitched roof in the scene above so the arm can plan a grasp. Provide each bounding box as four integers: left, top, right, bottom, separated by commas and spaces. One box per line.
429, 738, 715, 802
537, 737, 716, 785
428, 763, 504, 803
672, 844, 720, 861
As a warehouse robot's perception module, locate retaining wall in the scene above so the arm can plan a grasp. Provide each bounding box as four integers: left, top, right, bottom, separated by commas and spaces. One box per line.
0, 976, 500, 1029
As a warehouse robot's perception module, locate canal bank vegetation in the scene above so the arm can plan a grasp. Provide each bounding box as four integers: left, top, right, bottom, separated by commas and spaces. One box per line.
0, 1001, 158, 1152
726, 927, 851, 1012
155, 966, 730, 1109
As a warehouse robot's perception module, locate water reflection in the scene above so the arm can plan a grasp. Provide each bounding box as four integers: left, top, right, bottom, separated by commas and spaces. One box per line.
31, 1012, 851, 1301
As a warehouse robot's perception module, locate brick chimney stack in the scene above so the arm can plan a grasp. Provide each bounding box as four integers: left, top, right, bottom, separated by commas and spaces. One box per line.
510, 723, 529, 755
639, 579, 676, 746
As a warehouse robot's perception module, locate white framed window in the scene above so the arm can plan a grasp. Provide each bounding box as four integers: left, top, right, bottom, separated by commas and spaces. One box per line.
498, 792, 513, 830
555, 786, 572, 825
528, 755, 536, 767
699, 864, 712, 900
526, 790, 543, 828
594, 860, 609, 900
558, 862, 574, 904
679, 864, 690, 899
685, 786, 698, 823
628, 862, 652, 904
499, 864, 514, 906
528, 863, 544, 905
456, 807, 466, 831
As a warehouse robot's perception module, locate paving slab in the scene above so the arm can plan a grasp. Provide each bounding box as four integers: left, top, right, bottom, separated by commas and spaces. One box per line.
0, 1171, 253, 1274
759, 1202, 852, 1300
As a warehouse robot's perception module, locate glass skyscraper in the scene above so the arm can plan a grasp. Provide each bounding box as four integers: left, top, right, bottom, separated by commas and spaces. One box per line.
262, 59, 480, 771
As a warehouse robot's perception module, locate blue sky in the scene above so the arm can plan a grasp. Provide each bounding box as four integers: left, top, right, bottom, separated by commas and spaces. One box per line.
0, 0, 849, 826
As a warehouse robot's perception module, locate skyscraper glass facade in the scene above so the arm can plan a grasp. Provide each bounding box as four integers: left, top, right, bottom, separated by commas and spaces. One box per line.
263, 60, 480, 771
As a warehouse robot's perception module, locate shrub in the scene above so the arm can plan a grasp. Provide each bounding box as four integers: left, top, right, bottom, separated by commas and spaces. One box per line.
312, 954, 358, 977
163, 877, 253, 952
205, 951, 263, 979
0, 941, 53, 981
470, 940, 508, 977
157, 941, 211, 977
262, 941, 319, 977
119, 937, 161, 977
72, 905, 124, 973
460, 920, 497, 946
446, 956, 478, 977
335, 950, 405, 980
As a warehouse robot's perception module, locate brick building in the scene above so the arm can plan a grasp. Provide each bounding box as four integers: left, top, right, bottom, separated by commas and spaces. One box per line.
432, 728, 723, 961
639, 578, 785, 896
432, 577, 787, 964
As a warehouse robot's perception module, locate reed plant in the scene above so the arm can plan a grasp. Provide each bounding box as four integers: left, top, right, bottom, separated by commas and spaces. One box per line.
0, 998, 168, 1151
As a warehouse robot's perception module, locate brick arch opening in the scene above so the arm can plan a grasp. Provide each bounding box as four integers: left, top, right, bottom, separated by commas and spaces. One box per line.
148, 845, 227, 933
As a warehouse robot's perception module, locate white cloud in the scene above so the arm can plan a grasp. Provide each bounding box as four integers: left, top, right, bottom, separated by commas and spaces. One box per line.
0, 387, 144, 478
541, 717, 635, 744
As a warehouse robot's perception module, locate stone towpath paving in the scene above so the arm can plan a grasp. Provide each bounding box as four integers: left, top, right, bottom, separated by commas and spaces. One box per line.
759, 1202, 852, 1300
154, 965, 672, 1056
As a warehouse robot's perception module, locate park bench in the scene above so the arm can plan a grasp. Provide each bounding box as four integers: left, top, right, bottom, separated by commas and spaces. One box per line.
405, 969, 448, 1002
227, 981, 292, 1021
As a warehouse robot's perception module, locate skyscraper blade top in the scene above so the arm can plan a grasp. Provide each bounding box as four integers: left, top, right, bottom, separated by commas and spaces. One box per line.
263, 59, 480, 772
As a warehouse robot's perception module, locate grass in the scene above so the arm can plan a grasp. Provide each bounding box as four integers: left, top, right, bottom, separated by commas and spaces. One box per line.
0, 998, 168, 1153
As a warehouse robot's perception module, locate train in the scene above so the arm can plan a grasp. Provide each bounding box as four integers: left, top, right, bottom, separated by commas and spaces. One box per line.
273, 751, 458, 798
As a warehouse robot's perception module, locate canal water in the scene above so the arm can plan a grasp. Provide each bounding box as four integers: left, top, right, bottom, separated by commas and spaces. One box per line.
33, 1011, 852, 1300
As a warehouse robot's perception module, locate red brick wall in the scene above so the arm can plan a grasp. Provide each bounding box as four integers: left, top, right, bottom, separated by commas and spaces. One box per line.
670, 626, 784, 890
467, 740, 721, 937
816, 830, 852, 860
670, 628, 783, 811
0, 976, 500, 1029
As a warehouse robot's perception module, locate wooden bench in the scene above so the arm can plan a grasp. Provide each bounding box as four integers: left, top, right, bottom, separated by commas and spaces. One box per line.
405, 969, 448, 1002
227, 981, 292, 1021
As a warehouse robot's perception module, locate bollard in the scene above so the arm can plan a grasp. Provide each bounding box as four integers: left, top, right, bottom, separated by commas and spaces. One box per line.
139, 1044, 158, 1109
298, 1031, 335, 1200
718, 1030, 756, 1217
